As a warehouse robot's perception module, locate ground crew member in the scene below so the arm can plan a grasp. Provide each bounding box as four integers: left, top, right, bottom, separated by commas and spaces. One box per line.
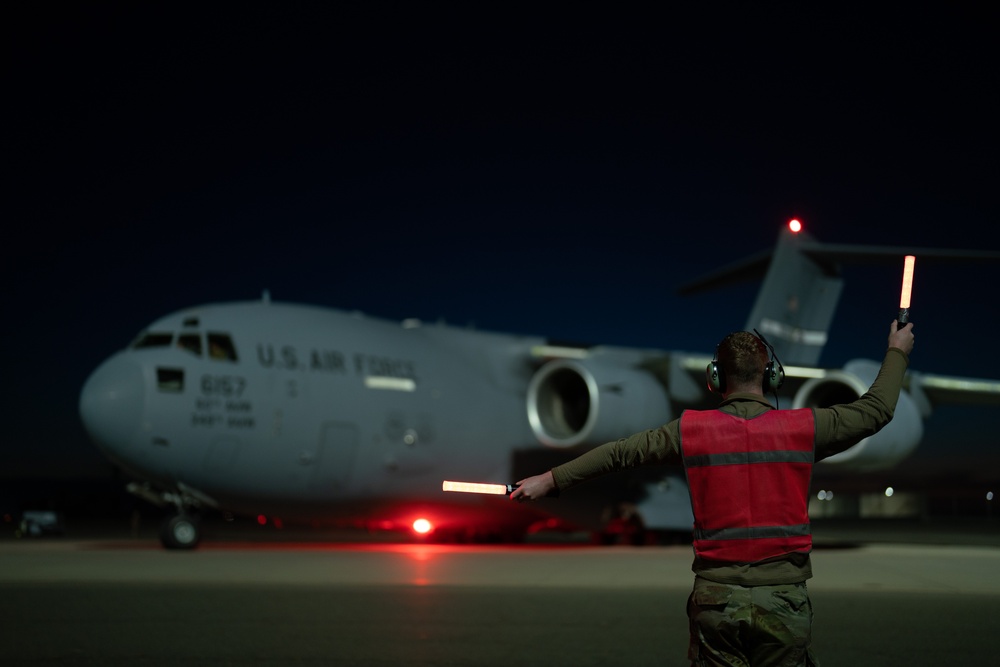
512, 320, 915, 666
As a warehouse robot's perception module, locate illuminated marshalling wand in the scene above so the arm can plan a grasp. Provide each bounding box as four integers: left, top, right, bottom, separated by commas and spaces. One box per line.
898, 255, 916, 329
442, 481, 519, 495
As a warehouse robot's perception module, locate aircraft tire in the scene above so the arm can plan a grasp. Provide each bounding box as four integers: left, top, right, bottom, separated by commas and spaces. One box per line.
160, 514, 201, 550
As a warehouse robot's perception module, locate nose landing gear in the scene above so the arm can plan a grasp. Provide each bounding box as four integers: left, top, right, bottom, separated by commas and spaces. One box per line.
160, 513, 201, 549
127, 480, 215, 549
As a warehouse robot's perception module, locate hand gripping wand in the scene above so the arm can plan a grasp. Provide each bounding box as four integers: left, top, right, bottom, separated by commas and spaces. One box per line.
897, 255, 916, 330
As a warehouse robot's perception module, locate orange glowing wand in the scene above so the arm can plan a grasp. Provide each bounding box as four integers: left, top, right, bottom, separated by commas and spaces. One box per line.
897, 255, 915, 329
442, 480, 519, 495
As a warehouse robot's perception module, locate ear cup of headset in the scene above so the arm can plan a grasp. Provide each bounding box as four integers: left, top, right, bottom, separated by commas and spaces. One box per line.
706, 361, 724, 394
763, 361, 784, 392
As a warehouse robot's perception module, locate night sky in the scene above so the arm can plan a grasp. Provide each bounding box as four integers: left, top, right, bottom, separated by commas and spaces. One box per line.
4, 3, 999, 483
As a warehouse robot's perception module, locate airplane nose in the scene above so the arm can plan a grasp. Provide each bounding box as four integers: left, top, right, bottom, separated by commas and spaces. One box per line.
79, 354, 146, 461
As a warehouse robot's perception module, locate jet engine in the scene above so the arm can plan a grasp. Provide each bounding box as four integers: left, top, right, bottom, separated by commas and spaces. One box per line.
527, 359, 670, 448
791, 360, 923, 472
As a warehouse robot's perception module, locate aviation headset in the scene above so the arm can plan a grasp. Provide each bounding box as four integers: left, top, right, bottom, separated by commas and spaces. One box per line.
706, 328, 785, 395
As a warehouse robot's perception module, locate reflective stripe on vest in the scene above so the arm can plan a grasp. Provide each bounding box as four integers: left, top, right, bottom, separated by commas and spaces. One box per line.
680, 408, 815, 564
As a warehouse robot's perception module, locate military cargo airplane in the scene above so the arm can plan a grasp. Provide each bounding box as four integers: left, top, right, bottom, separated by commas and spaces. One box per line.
79, 223, 1000, 548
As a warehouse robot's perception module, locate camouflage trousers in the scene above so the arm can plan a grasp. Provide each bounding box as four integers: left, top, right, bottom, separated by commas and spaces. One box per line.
686, 577, 820, 667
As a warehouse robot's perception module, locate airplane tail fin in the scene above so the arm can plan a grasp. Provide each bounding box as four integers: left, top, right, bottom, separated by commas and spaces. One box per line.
679, 226, 1000, 367
678, 227, 842, 366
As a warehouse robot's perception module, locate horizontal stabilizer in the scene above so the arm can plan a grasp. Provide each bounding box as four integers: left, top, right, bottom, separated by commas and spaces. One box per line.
797, 243, 1000, 265
681, 242, 1000, 295
676, 249, 773, 296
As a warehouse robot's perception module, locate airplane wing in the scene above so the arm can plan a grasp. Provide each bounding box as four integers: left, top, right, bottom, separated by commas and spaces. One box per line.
906, 371, 1000, 410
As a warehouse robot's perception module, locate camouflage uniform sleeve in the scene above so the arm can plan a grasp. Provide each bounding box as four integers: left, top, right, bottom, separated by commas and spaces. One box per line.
814, 347, 910, 460
550, 420, 681, 491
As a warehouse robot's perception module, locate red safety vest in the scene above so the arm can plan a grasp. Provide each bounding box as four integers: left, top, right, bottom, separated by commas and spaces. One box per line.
680, 408, 815, 564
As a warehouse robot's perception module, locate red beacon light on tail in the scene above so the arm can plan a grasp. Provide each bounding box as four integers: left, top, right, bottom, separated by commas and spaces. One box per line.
788, 219, 803, 233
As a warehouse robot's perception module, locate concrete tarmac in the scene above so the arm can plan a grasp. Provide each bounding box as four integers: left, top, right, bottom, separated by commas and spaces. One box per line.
2, 533, 999, 666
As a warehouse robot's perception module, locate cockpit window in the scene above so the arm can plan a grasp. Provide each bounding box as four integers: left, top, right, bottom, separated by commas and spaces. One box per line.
157, 367, 184, 392
207, 333, 238, 362
132, 332, 173, 349
177, 333, 203, 357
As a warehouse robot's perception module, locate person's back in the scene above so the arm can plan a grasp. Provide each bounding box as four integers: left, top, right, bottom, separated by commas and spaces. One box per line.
680, 407, 815, 567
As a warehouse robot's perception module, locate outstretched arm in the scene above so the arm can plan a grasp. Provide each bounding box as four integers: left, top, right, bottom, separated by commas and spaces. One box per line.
510, 423, 682, 502
814, 320, 914, 460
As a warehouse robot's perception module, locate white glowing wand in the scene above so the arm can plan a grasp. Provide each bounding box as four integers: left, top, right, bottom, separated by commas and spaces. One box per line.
897, 255, 915, 329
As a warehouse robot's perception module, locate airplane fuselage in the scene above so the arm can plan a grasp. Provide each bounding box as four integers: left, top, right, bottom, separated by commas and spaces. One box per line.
81, 301, 547, 520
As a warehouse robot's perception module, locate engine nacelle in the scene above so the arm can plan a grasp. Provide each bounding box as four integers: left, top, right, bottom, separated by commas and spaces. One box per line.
791, 360, 923, 472
527, 359, 670, 448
